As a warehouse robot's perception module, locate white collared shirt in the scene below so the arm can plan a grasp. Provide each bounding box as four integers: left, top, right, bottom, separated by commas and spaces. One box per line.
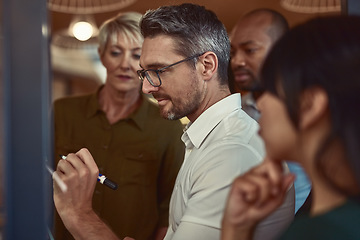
165, 94, 263, 239
164, 93, 295, 240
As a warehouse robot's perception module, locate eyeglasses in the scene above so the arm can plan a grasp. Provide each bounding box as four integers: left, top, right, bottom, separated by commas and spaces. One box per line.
137, 52, 204, 87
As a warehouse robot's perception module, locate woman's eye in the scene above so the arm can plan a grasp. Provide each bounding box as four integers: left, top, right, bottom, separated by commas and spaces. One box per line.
110, 50, 121, 56
133, 54, 141, 60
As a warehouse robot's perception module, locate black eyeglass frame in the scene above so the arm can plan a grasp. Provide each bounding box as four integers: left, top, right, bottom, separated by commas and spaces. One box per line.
137, 52, 205, 87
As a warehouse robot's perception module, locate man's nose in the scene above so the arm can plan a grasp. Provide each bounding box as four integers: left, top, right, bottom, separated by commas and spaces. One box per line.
141, 77, 159, 94
231, 51, 246, 68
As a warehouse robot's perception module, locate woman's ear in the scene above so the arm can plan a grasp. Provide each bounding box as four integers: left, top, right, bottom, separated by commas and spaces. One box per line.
98, 48, 105, 65
198, 52, 218, 81
299, 87, 329, 130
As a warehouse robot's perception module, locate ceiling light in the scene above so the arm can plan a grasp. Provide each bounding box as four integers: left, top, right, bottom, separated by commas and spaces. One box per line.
72, 21, 93, 41
48, 0, 138, 14
68, 15, 98, 42
280, 0, 341, 13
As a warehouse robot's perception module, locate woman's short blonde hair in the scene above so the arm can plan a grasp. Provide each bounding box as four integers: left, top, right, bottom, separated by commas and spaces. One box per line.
98, 12, 143, 55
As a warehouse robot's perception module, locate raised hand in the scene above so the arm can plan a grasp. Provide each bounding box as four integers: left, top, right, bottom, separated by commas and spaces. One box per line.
221, 158, 295, 240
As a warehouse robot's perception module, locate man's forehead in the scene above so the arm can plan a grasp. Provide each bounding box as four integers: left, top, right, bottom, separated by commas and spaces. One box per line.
140, 36, 177, 65
231, 14, 272, 37
230, 20, 272, 45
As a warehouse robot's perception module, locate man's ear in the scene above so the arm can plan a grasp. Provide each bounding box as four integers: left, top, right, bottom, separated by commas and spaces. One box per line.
198, 52, 218, 81
299, 87, 328, 130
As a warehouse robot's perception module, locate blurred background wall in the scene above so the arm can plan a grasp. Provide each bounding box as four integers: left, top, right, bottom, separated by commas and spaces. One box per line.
48, 0, 343, 101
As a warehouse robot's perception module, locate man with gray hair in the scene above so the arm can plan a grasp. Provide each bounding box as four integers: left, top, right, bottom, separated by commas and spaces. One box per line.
53, 4, 294, 240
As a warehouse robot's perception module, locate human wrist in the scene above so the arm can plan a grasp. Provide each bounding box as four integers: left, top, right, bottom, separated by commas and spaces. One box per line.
221, 219, 255, 240
63, 209, 97, 238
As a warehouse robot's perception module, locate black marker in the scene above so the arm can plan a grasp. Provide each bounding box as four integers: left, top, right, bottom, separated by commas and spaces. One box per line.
60, 155, 118, 190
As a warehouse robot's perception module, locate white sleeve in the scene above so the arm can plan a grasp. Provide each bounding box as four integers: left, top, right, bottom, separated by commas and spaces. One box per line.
170, 221, 220, 240
181, 144, 262, 230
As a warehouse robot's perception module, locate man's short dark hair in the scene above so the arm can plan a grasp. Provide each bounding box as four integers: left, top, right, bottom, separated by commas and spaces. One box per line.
140, 3, 231, 85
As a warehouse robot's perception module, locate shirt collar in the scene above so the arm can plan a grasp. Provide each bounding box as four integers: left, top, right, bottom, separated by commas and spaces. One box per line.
85, 86, 150, 131
242, 92, 257, 108
183, 93, 241, 149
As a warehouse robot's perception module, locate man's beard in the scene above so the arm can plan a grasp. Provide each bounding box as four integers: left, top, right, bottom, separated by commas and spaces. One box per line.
156, 75, 203, 120
232, 67, 258, 91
